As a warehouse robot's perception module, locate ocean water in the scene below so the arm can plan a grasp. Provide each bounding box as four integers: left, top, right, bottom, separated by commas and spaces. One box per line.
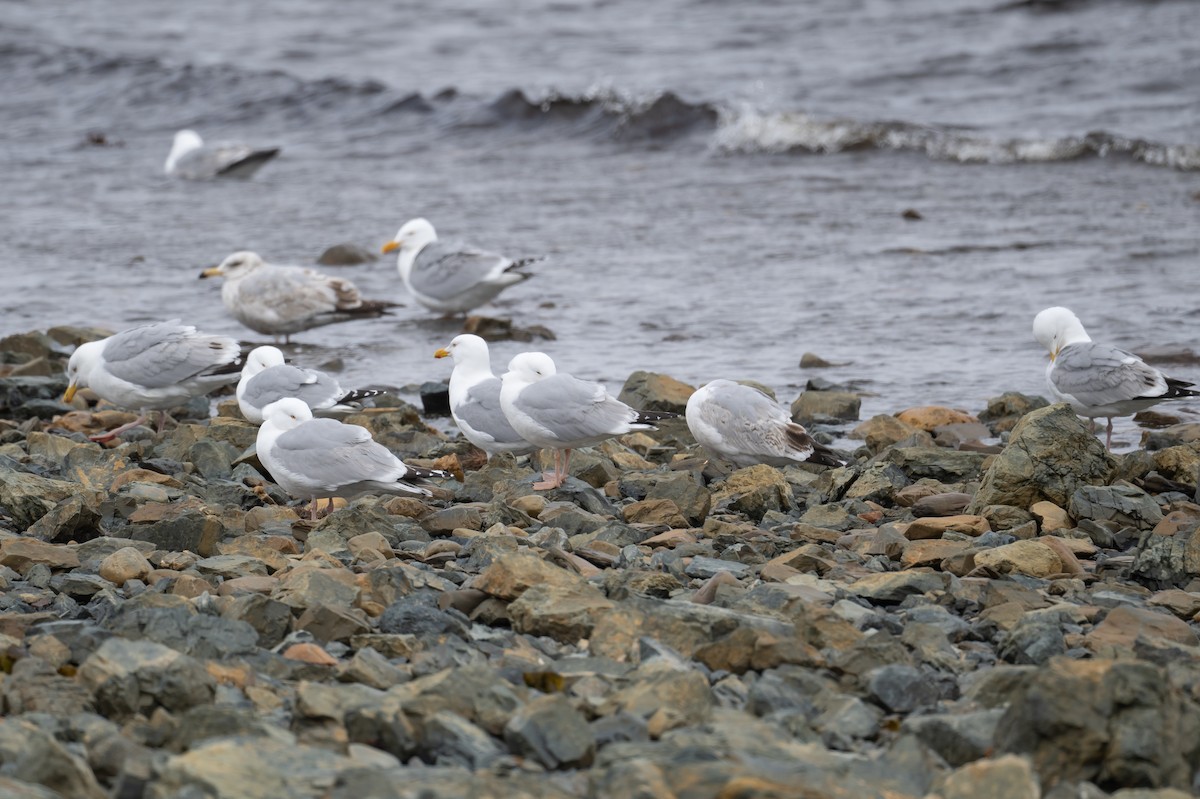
3, 0, 1199, 449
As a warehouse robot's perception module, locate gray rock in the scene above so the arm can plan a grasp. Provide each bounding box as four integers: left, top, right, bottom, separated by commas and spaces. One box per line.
997, 617, 1068, 666
78, 637, 216, 718
0, 776, 67, 799
222, 593, 292, 648
317, 242, 378, 265
0, 718, 105, 799
172, 705, 293, 751
379, 593, 470, 639
0, 466, 82, 528
106, 598, 259, 659
504, 694, 595, 769
903, 709, 1004, 767
791, 390, 861, 423
25, 496, 101, 544
684, 556, 752, 580
866, 664, 941, 713
1129, 527, 1200, 590
882, 447, 988, 482
1070, 483, 1164, 531
129, 510, 222, 557
842, 462, 912, 503
421, 711, 504, 768
153, 735, 355, 799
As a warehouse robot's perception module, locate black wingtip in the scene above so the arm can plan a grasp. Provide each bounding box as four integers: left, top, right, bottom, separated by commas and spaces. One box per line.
217, 147, 281, 177
635, 410, 680, 424
337, 388, 387, 404
407, 466, 452, 481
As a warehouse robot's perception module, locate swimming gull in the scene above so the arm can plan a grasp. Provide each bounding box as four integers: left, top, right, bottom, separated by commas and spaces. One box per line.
381, 217, 539, 314
63, 320, 241, 441
686, 379, 843, 468
237, 346, 385, 425
1033, 306, 1200, 449
164, 129, 280, 180
200, 251, 398, 342
434, 334, 535, 457
256, 398, 451, 519
499, 352, 676, 490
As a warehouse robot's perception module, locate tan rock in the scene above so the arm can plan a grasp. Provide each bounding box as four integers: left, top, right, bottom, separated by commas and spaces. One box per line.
348, 532, 394, 560
623, 498, 689, 528
1030, 500, 1072, 533
1147, 589, 1200, 620
939, 754, 1039, 799
282, 642, 338, 666
641, 529, 697, 548
1037, 536, 1086, 575
896, 406, 979, 432
507, 582, 615, 643
97, 546, 152, 586
510, 494, 546, 518
170, 574, 215, 598
849, 414, 927, 452
904, 515, 990, 540
901, 539, 969, 569
972, 540, 1062, 578
218, 575, 279, 596
1087, 605, 1200, 653
0, 538, 80, 573
472, 551, 588, 601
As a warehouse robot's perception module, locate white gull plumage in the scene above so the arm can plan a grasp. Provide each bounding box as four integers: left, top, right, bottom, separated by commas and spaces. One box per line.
236, 346, 384, 425
164, 129, 280, 180
434, 334, 535, 457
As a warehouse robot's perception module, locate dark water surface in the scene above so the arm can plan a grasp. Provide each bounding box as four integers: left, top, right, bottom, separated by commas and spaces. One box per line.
4, 0, 1199, 448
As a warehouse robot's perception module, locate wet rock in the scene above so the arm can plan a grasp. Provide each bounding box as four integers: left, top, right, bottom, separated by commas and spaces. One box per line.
1070, 483, 1164, 531
790, 389, 861, 423
617, 371, 695, 414
979, 392, 1051, 434
969, 404, 1115, 512
317, 242, 378, 265
504, 694, 595, 769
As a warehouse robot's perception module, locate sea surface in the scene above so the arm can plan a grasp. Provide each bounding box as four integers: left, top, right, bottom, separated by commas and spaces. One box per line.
3, 0, 1199, 449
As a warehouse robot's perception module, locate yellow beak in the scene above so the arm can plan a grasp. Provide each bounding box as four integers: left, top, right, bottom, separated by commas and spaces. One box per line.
434, 348, 450, 359
1049, 345, 1060, 363
381, 240, 400, 254
63, 382, 78, 403
199, 267, 222, 279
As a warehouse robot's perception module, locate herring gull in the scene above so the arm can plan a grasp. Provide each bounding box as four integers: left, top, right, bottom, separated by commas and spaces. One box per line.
200, 251, 397, 342
685, 379, 843, 468
1033, 306, 1199, 449
237, 346, 385, 425
63, 320, 241, 441
499, 352, 676, 489
381, 217, 539, 314
164, 129, 280, 180
256, 397, 451, 519
434, 334, 535, 457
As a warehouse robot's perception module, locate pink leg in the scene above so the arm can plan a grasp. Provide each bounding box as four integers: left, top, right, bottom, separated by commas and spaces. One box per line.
89, 414, 148, 442
533, 450, 561, 490
555, 449, 573, 488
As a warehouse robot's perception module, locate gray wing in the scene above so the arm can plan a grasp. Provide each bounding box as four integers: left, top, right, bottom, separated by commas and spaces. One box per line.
515, 373, 635, 441
455, 378, 524, 442
243, 365, 340, 410
693, 382, 798, 456
102, 321, 239, 388
409, 240, 513, 299
1052, 342, 1168, 405
174, 143, 278, 179
273, 418, 402, 490
242, 265, 357, 316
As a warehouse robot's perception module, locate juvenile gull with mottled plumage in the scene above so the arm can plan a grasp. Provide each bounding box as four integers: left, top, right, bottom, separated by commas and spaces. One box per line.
236, 346, 384, 425
1033, 306, 1200, 449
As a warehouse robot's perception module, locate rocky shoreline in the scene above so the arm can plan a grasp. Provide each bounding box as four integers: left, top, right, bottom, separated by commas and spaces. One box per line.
1, 327, 1199, 799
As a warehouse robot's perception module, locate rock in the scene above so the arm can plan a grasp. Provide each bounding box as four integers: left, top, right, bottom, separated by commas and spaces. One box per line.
1129, 526, 1200, 590
378, 594, 469, 639
842, 462, 911, 502
601, 663, 713, 728
1031, 501, 1072, 533
78, 637, 216, 717
0, 468, 83, 528
0, 719, 106, 799
901, 539, 969, 569
994, 658, 1200, 791
973, 540, 1063, 578
317, 242, 378, 265
849, 415, 930, 452
504, 694, 595, 769
882, 447, 987, 482
472, 550, 590, 600
848, 571, 949, 604
1069, 483, 1164, 531
904, 515, 990, 539
790, 390, 861, 423
896, 406, 979, 431
937, 754, 1040, 799
969, 404, 1114, 512
421, 711, 504, 768
507, 582, 614, 643
154, 736, 355, 799
97, 547, 152, 586
865, 664, 941, 713
979, 392, 1051, 434
903, 709, 1004, 767
617, 371, 695, 414
0, 539, 81, 573
129, 509, 223, 557
25, 495, 101, 544
1086, 605, 1199, 653
910, 492, 972, 517
710, 464, 793, 521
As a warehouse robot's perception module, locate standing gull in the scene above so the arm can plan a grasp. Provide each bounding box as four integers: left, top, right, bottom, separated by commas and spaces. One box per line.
434, 334, 535, 457
256, 398, 450, 519
200, 251, 397, 342
1032, 306, 1200, 449
237, 346, 385, 425
164, 129, 280, 180
63, 320, 241, 441
499, 352, 676, 490
686, 379, 843, 468
381, 217, 539, 314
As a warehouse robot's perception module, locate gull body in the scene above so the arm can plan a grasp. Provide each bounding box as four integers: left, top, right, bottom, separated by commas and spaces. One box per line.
200, 251, 396, 342
686, 379, 843, 468
434, 334, 535, 457
382, 218, 537, 314
256, 398, 449, 519
236, 346, 384, 425
164, 129, 280, 180
1032, 306, 1200, 449
499, 352, 675, 489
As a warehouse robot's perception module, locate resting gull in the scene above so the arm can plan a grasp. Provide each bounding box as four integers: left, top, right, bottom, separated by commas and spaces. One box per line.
256, 398, 451, 519
63, 320, 241, 441
237, 346, 385, 425
499, 352, 676, 490
685, 379, 843, 468
200, 251, 397, 342
1032, 306, 1200, 449
381, 217, 539, 314
164, 129, 280, 180
434, 334, 535, 457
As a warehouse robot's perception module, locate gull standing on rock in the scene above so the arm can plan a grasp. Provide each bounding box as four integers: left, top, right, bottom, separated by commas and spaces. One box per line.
256, 398, 450, 520
1032, 306, 1200, 449
63, 320, 242, 441
200, 251, 398, 343
164, 129, 280, 180
381, 217, 539, 315
499, 352, 676, 490
434, 334, 535, 457
686, 379, 843, 468
236, 346, 385, 424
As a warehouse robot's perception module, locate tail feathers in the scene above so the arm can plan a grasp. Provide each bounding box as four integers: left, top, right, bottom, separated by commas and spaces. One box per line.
805, 444, 845, 468
218, 147, 280, 178
506, 256, 544, 278
634, 409, 680, 425
1162, 378, 1200, 400
345, 299, 401, 317
337, 388, 386, 404
405, 466, 452, 481
786, 424, 844, 468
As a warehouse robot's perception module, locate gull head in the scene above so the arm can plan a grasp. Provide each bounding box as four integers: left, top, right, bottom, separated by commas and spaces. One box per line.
504, 352, 557, 385
165, 129, 204, 173
1033, 306, 1091, 361
63, 340, 104, 402
381, 217, 437, 256
261, 397, 314, 431
200, 251, 266, 280
244, 346, 286, 378
434, 334, 490, 365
